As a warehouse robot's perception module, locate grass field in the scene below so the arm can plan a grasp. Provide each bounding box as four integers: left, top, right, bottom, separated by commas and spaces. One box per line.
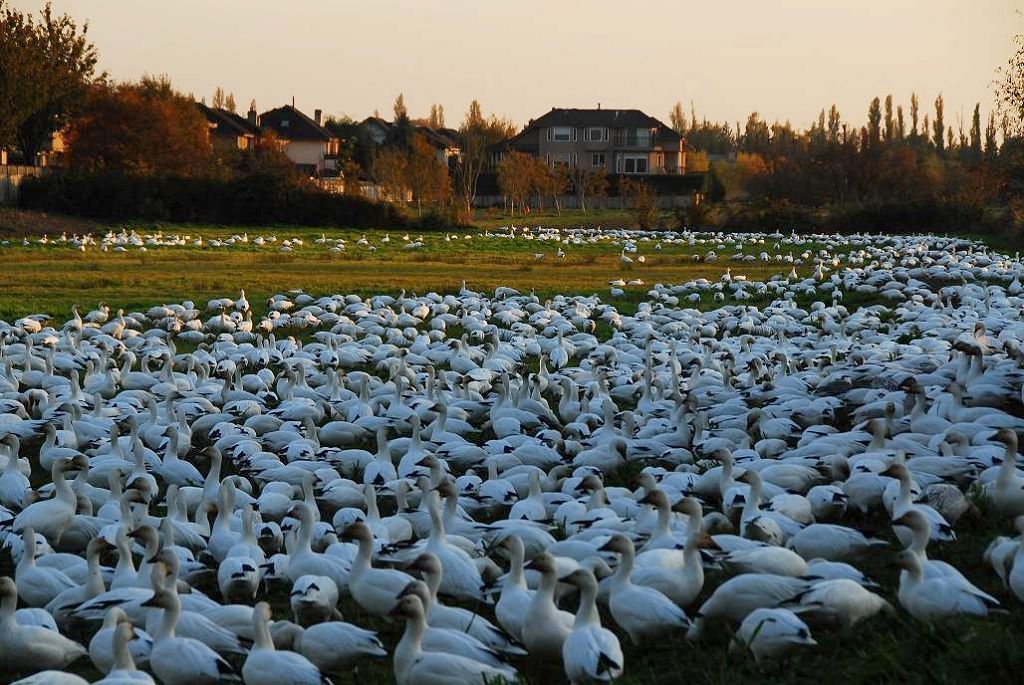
0, 209, 1020, 683
0, 213, 845, 322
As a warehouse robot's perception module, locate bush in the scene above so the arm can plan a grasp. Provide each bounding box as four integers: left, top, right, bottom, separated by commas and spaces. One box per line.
18, 171, 410, 229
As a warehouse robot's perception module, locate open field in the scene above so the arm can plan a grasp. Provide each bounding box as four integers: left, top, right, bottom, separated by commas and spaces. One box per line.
0, 219, 843, 322
0, 223, 1022, 685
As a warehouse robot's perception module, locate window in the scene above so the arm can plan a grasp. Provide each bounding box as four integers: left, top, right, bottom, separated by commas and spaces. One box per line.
591, 153, 606, 167
618, 153, 648, 174
551, 126, 574, 142
635, 128, 650, 146
550, 152, 572, 166
585, 127, 605, 142
281, 119, 290, 128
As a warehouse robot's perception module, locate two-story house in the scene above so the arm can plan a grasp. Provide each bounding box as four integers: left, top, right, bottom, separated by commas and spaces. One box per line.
497, 107, 685, 174
197, 103, 260, 152
259, 104, 340, 177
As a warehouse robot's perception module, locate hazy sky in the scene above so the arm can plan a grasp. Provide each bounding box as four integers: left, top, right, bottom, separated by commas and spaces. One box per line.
17, 0, 1022, 131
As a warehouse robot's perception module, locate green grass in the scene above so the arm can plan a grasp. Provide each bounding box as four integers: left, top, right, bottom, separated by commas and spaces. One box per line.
0, 220, 870, 322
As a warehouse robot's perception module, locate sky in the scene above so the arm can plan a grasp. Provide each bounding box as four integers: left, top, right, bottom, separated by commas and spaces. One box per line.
16, 0, 1022, 131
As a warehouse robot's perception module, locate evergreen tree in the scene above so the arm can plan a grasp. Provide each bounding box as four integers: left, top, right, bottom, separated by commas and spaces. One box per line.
827, 105, 841, 142
984, 111, 999, 159
933, 94, 944, 153
225, 92, 236, 113
867, 97, 881, 147
669, 101, 687, 134
969, 103, 981, 162
896, 105, 905, 140
883, 95, 894, 143
910, 93, 919, 137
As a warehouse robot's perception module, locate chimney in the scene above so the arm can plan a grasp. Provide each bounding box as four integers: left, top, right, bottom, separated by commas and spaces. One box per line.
314, 109, 322, 126
291, 95, 295, 108
598, 102, 601, 110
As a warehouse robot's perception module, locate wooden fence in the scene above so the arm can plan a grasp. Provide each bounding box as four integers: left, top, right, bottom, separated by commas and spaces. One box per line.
0, 165, 45, 204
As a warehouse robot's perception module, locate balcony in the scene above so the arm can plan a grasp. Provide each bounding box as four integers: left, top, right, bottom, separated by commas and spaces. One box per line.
614, 134, 655, 148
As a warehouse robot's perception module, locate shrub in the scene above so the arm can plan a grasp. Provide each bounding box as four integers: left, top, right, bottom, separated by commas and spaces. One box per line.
19, 171, 409, 229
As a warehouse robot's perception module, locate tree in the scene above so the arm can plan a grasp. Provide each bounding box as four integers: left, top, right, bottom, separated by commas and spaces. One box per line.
994, 24, 1024, 136
867, 97, 881, 148
496, 150, 535, 215
669, 101, 687, 134
0, 1, 100, 159
212, 86, 225, 109
225, 92, 236, 113
985, 111, 999, 159
896, 105, 906, 141
407, 133, 449, 216
884, 95, 895, 143
570, 167, 608, 213
910, 93, 920, 137
428, 104, 445, 129
933, 94, 945, 153
453, 100, 517, 220
390, 93, 412, 149
631, 180, 658, 229
373, 147, 409, 203
66, 77, 212, 176
827, 105, 841, 143
969, 103, 982, 163
532, 159, 569, 213
342, 161, 363, 197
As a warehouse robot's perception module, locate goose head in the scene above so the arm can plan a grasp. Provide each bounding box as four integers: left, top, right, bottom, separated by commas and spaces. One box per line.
637, 488, 670, 509
140, 588, 177, 610
390, 592, 427, 620
562, 567, 598, 591
339, 520, 373, 544
406, 552, 442, 579
397, 579, 432, 605
523, 551, 559, 575
892, 509, 929, 536
597, 534, 633, 556
672, 496, 704, 520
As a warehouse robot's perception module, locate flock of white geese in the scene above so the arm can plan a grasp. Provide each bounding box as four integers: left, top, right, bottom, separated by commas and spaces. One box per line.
1, 231, 1023, 684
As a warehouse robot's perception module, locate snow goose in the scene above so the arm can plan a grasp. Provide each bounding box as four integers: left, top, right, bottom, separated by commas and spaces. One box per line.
732, 607, 816, 663
88, 607, 153, 674
390, 593, 517, 685
92, 621, 155, 685
14, 528, 77, 607
140, 589, 239, 684
986, 428, 1024, 516
494, 534, 534, 642
273, 619, 387, 674
521, 551, 575, 659
242, 602, 329, 685
687, 573, 811, 640
13, 455, 88, 543
896, 550, 1001, 622
0, 576, 86, 673
599, 535, 690, 643
341, 520, 414, 616
561, 568, 624, 685
783, 579, 893, 628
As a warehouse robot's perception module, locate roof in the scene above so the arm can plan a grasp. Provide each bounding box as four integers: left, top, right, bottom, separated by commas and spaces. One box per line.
522, 107, 682, 142
415, 126, 461, 150
196, 103, 259, 138
259, 105, 336, 142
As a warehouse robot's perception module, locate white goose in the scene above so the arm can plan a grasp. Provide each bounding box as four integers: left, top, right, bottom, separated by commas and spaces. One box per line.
93, 620, 155, 685
0, 576, 86, 673
391, 594, 517, 685
561, 568, 624, 685
140, 589, 239, 685
242, 602, 329, 685
600, 534, 690, 643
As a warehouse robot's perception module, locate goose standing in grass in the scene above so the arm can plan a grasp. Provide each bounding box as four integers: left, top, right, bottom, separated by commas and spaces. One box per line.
140, 590, 239, 685
0, 576, 86, 674
391, 594, 518, 685
732, 608, 816, 664
561, 568, 624, 685
600, 535, 690, 643
242, 602, 331, 685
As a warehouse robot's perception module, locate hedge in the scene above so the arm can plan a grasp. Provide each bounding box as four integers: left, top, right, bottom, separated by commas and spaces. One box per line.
18, 172, 410, 228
